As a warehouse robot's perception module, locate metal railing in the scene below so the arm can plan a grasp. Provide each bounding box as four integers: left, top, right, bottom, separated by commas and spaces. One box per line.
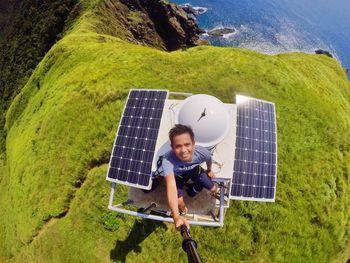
108, 182, 226, 227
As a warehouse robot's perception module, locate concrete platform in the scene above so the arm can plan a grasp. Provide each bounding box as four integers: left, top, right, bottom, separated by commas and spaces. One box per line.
128, 178, 217, 216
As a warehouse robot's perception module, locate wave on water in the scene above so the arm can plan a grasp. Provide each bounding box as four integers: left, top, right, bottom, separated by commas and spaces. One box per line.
180, 3, 208, 15
222, 28, 238, 39
202, 17, 340, 64
244, 21, 340, 66
174, 0, 348, 76
192, 6, 208, 15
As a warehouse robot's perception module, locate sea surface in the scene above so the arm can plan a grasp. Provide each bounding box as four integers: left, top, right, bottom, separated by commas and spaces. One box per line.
173, 0, 350, 77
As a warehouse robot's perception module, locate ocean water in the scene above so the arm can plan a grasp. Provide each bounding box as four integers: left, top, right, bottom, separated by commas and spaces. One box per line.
173, 0, 350, 77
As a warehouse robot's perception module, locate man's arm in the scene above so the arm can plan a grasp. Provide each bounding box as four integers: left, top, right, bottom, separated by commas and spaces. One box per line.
164, 174, 188, 230
206, 160, 215, 178
199, 146, 215, 178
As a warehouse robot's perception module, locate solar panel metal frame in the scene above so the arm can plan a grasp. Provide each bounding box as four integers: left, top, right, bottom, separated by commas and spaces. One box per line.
106, 89, 169, 190
229, 95, 277, 202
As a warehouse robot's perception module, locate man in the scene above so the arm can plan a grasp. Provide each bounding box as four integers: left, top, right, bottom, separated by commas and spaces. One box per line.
159, 124, 217, 229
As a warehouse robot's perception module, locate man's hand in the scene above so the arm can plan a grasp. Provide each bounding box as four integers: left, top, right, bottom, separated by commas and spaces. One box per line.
207, 170, 215, 179
174, 215, 189, 231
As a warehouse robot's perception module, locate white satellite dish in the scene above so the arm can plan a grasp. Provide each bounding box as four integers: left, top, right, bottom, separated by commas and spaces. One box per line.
175, 94, 230, 148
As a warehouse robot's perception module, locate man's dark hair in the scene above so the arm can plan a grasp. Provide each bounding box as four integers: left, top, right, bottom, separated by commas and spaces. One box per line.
169, 124, 194, 147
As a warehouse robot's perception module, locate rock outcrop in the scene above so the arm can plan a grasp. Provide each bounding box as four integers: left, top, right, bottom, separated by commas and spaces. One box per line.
315, 49, 333, 58
207, 27, 235, 37
179, 3, 208, 16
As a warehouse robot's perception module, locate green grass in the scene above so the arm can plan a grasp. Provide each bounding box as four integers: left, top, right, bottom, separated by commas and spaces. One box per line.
1, 1, 350, 262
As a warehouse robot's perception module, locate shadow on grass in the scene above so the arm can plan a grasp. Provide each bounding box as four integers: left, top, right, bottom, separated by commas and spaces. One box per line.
110, 219, 167, 262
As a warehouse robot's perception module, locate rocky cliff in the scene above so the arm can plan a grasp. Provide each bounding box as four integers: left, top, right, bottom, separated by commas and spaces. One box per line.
95, 0, 204, 51
0, 0, 203, 152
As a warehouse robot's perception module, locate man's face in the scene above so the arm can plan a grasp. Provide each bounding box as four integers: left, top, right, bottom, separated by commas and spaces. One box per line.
171, 133, 195, 162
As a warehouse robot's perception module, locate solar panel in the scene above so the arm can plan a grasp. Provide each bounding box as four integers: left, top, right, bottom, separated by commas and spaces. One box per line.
229, 95, 277, 201
106, 89, 168, 189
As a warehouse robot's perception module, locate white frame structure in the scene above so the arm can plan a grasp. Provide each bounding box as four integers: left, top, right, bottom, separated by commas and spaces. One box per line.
107, 91, 277, 227
108, 182, 226, 227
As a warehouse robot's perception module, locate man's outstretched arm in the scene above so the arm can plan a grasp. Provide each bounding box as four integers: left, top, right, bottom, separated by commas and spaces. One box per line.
164, 174, 188, 230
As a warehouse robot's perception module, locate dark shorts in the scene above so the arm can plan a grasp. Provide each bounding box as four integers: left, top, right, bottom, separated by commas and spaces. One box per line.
176, 166, 214, 198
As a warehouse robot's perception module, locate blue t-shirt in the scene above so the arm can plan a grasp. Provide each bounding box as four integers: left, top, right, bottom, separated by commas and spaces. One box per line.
159, 145, 211, 177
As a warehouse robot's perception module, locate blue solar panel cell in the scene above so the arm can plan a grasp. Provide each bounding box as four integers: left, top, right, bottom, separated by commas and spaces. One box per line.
232, 185, 241, 197
230, 95, 277, 201
106, 89, 168, 189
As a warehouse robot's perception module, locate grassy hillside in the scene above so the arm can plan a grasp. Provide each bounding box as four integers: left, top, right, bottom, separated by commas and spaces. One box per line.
1, 1, 350, 262
0, 0, 80, 154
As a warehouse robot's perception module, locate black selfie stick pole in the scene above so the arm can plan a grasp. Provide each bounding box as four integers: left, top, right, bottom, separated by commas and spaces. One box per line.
180, 225, 203, 263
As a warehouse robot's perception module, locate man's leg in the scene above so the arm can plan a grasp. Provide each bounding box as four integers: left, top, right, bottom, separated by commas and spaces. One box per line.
192, 168, 217, 195
186, 167, 204, 197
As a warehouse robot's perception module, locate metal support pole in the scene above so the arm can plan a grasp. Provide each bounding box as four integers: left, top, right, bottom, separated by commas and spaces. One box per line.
169, 92, 193, 97
138, 202, 157, 213
108, 182, 116, 208
219, 183, 225, 226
